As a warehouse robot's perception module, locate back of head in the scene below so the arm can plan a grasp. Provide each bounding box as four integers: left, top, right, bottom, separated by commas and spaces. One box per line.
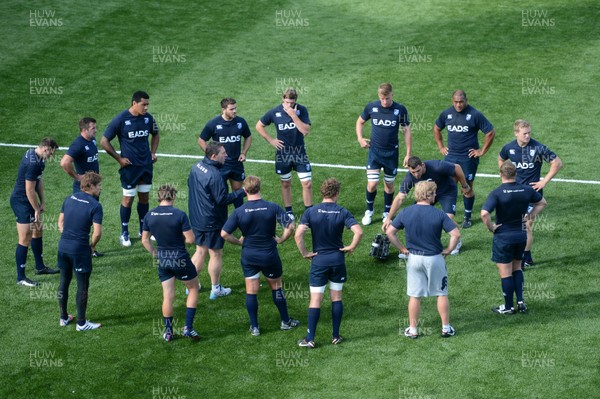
157, 184, 177, 202
205, 141, 223, 158
320, 178, 341, 199
500, 160, 517, 180
80, 171, 102, 192
243, 175, 261, 195
414, 180, 437, 202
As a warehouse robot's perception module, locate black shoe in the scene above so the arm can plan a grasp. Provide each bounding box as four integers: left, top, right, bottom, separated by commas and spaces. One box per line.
517, 301, 527, 313
461, 218, 472, 228
92, 250, 104, 257
35, 266, 59, 275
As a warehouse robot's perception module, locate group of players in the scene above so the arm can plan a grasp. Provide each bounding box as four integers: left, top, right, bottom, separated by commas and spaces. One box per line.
10, 84, 562, 344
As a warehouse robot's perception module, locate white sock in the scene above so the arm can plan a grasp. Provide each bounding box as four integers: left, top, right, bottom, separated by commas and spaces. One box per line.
442, 324, 451, 331
212, 284, 220, 291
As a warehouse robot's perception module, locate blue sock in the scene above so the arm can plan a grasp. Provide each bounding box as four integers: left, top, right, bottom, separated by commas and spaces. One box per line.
120, 205, 132, 234
366, 190, 377, 212
164, 316, 174, 334
513, 270, 524, 302
137, 202, 149, 233
463, 195, 475, 219
306, 307, 320, 342
185, 307, 196, 330
246, 294, 259, 328
501, 277, 515, 309
523, 250, 532, 262
16, 244, 28, 281
332, 301, 344, 338
383, 192, 393, 214
30, 237, 45, 270
272, 289, 290, 323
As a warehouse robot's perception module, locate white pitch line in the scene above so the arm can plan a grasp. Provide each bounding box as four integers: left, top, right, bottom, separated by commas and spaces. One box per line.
1, 142, 598, 185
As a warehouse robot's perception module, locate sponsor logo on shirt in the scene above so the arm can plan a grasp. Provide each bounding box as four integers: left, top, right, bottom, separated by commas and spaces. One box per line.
447, 125, 469, 133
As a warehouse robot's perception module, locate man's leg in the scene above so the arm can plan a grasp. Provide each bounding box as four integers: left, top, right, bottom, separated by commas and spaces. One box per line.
120, 193, 135, 246
208, 248, 231, 299
137, 190, 150, 235
15, 222, 33, 283
363, 171, 379, 225
229, 179, 244, 208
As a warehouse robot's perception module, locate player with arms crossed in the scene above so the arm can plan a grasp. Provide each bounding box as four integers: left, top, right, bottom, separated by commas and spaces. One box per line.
256, 88, 312, 219
356, 82, 412, 225
198, 98, 252, 209
221, 175, 300, 336
295, 178, 363, 348
433, 89, 495, 228
101, 91, 160, 247
498, 119, 562, 268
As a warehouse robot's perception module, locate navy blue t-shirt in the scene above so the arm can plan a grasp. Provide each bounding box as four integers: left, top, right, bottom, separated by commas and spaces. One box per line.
499, 138, 557, 185
11, 148, 45, 199
360, 100, 410, 150
142, 205, 192, 260
199, 115, 251, 163
59, 192, 103, 255
482, 182, 543, 243
104, 110, 159, 166
391, 204, 456, 256
435, 104, 494, 157
399, 160, 457, 198
299, 202, 358, 266
222, 199, 292, 264
259, 104, 311, 155
66, 135, 99, 175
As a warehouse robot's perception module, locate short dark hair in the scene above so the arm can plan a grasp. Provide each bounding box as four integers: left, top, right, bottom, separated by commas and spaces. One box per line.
80, 171, 102, 191
79, 117, 96, 132
221, 98, 236, 109
500, 160, 517, 179
132, 91, 149, 103
157, 184, 177, 202
39, 137, 58, 150
320, 178, 341, 199
407, 156, 423, 169
452, 89, 467, 100
205, 141, 223, 158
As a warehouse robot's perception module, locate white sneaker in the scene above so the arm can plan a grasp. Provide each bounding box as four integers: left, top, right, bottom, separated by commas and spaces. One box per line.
76, 320, 102, 331
287, 213, 295, 221
382, 212, 389, 222
119, 232, 131, 247
398, 253, 408, 260
450, 239, 462, 255
209, 285, 232, 300
362, 210, 374, 225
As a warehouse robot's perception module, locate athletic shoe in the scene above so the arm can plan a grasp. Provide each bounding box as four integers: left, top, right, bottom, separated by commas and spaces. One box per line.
35, 266, 59, 275
450, 239, 462, 255
517, 301, 527, 313
163, 331, 174, 342
382, 212, 389, 222
59, 315, 74, 327
209, 285, 232, 300
298, 338, 315, 349
398, 253, 408, 260
441, 326, 456, 338
362, 210, 374, 225
404, 327, 418, 339
287, 212, 295, 222
280, 318, 300, 330
92, 250, 104, 257
137, 230, 156, 241
249, 326, 260, 336
492, 304, 515, 314
331, 335, 343, 345
17, 278, 39, 287
120, 232, 131, 247
76, 320, 102, 331
182, 326, 201, 341
461, 217, 472, 228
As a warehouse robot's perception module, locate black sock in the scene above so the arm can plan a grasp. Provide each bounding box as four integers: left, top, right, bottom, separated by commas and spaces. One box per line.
30, 237, 45, 270
120, 205, 132, 234
16, 244, 28, 281
501, 277, 515, 309
76, 272, 90, 325
272, 288, 290, 323
137, 202, 149, 233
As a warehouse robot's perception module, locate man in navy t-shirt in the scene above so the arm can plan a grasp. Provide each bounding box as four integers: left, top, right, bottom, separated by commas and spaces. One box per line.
481, 161, 546, 314
433, 90, 495, 228
256, 88, 312, 220
385, 181, 460, 339
383, 156, 472, 255
221, 175, 299, 336
199, 98, 252, 208
295, 178, 363, 348
142, 184, 200, 341
57, 171, 103, 331
498, 119, 562, 267
10, 138, 59, 287
356, 83, 412, 225
101, 91, 160, 247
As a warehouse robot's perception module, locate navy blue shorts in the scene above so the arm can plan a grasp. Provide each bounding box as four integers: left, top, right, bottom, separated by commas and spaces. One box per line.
119, 164, 153, 189
435, 194, 457, 215
157, 257, 198, 282
57, 251, 93, 274
242, 257, 283, 279
194, 229, 224, 249
275, 152, 311, 176
10, 195, 35, 224
366, 147, 398, 177
491, 237, 526, 264
309, 263, 347, 286
445, 155, 479, 182
220, 161, 245, 182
